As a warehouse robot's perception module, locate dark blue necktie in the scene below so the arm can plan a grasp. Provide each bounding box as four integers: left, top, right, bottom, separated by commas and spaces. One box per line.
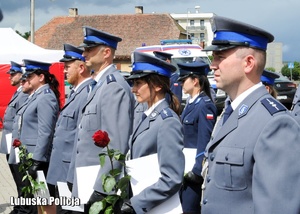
90, 80, 97, 91
69, 89, 75, 98
141, 113, 147, 121
223, 103, 233, 125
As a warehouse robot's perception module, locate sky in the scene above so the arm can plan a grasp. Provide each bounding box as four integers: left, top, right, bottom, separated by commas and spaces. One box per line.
0, 0, 299, 62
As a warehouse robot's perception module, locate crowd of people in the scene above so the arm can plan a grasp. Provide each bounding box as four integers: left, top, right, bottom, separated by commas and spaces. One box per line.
1, 14, 300, 214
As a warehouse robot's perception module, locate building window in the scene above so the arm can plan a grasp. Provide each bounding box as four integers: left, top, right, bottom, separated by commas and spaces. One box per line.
190, 20, 194, 26
200, 20, 204, 27
191, 33, 195, 38
200, 33, 205, 41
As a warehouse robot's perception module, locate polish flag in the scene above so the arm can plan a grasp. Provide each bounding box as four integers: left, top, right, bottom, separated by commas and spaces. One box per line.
173, 83, 179, 86
206, 114, 214, 120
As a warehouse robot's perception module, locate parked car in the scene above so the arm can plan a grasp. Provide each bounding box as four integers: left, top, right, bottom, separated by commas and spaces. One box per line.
274, 75, 297, 109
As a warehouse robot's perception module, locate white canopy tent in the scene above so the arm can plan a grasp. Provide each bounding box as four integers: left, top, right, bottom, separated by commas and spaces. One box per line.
0, 28, 63, 64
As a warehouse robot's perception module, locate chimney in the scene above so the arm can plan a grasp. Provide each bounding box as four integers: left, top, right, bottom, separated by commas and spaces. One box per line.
69, 8, 78, 17
135, 6, 143, 14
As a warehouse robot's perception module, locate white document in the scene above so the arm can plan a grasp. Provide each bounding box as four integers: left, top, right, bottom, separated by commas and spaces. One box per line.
57, 182, 84, 212
126, 153, 183, 214
76, 164, 100, 204
15, 147, 20, 164
31, 171, 50, 202
5, 133, 12, 154
183, 148, 197, 172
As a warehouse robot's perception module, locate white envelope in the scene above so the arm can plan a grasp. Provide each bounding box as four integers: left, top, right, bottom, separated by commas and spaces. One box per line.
5, 133, 12, 154
57, 181, 84, 212
76, 164, 100, 204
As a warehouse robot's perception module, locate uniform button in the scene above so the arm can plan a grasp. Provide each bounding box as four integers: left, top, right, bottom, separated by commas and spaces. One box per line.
225, 155, 229, 161
211, 136, 214, 140
210, 154, 215, 161
207, 176, 211, 183
203, 199, 208, 204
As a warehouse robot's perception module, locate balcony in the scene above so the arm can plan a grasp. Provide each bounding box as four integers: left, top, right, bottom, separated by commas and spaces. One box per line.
186, 25, 206, 32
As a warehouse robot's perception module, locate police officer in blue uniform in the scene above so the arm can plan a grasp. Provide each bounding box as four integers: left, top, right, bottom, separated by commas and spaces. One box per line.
121, 52, 185, 214
153, 51, 183, 104
66, 27, 135, 212
8, 60, 60, 214
177, 61, 217, 214
46, 44, 92, 214
261, 69, 279, 98
0, 61, 28, 214
201, 15, 300, 214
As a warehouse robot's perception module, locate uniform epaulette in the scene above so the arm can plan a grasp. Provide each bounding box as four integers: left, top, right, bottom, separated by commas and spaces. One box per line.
107, 74, 116, 84
261, 97, 286, 115
44, 89, 51, 94
195, 97, 202, 104
160, 108, 173, 120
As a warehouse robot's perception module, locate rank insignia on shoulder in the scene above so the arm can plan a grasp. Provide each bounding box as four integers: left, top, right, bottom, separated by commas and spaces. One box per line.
261, 97, 286, 115
160, 108, 173, 120
107, 74, 116, 84
44, 89, 51, 94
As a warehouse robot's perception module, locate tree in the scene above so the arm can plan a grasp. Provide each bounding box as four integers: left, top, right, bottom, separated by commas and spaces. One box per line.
15, 30, 31, 40
281, 62, 300, 81
265, 67, 276, 72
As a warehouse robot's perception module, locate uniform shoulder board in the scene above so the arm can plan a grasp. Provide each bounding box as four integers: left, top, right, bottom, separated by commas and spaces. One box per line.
107, 74, 116, 84
160, 108, 173, 120
44, 89, 51, 94
195, 97, 202, 104
261, 97, 286, 115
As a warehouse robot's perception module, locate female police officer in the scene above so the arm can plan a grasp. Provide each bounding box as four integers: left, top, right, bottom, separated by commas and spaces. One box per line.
178, 61, 217, 213
121, 52, 185, 214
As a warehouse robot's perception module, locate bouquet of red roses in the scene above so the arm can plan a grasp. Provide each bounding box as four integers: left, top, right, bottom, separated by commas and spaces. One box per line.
89, 130, 130, 214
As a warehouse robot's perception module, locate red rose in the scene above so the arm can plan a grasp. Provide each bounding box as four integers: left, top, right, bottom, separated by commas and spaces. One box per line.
12, 139, 22, 148
93, 130, 110, 148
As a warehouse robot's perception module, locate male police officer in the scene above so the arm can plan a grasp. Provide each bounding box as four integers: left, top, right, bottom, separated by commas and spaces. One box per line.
0, 61, 28, 214
47, 44, 92, 213
201, 15, 300, 214
67, 27, 134, 211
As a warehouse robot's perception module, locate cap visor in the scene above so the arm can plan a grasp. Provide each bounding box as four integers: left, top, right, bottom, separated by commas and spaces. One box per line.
59, 57, 75, 62
126, 73, 149, 80
77, 43, 100, 48
177, 75, 189, 82
203, 45, 237, 52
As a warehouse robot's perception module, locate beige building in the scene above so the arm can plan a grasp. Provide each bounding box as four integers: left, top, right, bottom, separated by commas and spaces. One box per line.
170, 9, 214, 49
266, 42, 283, 72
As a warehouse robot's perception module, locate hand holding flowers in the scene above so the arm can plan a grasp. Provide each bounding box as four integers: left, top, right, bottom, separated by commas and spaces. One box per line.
88, 130, 131, 214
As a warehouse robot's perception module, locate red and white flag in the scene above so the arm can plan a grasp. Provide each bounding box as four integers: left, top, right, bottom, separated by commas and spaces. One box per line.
206, 114, 214, 120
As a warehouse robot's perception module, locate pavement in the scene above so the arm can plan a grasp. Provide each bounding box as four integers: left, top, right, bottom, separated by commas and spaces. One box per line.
0, 132, 17, 214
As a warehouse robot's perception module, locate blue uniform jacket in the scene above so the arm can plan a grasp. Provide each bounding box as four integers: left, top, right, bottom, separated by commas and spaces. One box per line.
202, 86, 300, 214
181, 93, 217, 175
47, 79, 92, 185
17, 84, 58, 162
0, 89, 28, 154
129, 100, 185, 214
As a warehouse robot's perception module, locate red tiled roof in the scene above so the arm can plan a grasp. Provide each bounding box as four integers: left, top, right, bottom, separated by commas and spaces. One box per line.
34, 13, 185, 58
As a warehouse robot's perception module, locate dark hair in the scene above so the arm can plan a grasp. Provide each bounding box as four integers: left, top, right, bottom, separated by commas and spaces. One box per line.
141, 74, 181, 116
190, 74, 213, 101
35, 70, 61, 108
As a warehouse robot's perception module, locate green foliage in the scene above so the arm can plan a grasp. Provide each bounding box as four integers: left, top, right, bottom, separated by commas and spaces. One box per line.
281, 62, 300, 80
265, 67, 276, 72
92, 145, 131, 213
15, 30, 31, 40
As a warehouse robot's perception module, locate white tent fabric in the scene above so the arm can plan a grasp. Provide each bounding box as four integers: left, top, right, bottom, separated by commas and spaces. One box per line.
0, 28, 63, 64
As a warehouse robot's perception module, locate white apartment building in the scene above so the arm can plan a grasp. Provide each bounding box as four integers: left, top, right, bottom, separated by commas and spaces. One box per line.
170, 10, 215, 49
